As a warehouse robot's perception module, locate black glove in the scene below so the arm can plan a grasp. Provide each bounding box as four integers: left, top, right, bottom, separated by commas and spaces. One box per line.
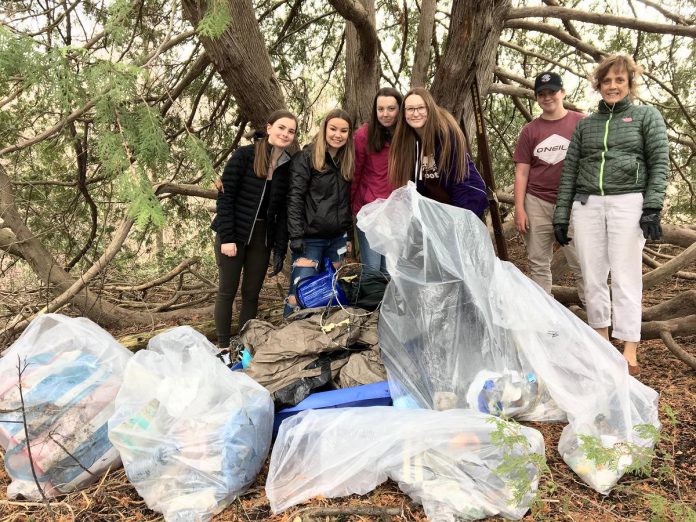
270, 251, 284, 276
639, 209, 662, 240
289, 238, 304, 254
554, 224, 572, 246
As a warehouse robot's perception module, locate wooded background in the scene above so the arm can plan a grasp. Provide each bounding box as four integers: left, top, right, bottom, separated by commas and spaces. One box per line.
0, 0, 695, 364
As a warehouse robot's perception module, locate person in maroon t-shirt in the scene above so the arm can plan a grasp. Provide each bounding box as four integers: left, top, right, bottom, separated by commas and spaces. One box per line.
513, 72, 585, 302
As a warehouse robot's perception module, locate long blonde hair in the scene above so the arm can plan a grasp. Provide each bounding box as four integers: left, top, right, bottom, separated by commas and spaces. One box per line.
253, 110, 298, 178
311, 108, 355, 181
388, 87, 467, 188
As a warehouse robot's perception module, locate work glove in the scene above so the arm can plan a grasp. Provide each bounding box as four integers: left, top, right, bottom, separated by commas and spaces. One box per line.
289, 238, 304, 254
553, 224, 571, 246
639, 208, 662, 240
270, 250, 285, 276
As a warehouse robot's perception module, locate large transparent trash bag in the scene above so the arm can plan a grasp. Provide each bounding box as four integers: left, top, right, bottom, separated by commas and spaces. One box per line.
108, 326, 273, 522
267, 407, 545, 521
357, 183, 660, 494
0, 313, 132, 500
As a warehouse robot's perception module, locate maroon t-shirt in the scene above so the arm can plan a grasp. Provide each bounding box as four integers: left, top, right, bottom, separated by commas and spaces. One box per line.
513, 111, 584, 203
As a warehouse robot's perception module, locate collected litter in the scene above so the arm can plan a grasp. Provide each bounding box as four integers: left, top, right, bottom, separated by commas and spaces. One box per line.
0, 313, 132, 500
358, 183, 660, 494
267, 407, 545, 521
240, 307, 385, 408
108, 326, 273, 522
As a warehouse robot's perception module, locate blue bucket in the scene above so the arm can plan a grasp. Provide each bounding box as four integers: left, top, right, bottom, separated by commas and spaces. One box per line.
296, 258, 348, 309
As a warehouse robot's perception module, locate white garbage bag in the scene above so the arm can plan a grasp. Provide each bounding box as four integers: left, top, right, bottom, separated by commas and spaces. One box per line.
358, 183, 660, 494
267, 407, 545, 521
108, 326, 273, 522
0, 313, 131, 499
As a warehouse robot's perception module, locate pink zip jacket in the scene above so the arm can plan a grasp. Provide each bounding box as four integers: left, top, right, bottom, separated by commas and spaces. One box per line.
351, 123, 394, 215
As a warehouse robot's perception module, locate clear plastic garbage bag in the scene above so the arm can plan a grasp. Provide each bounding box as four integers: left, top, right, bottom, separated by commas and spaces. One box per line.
267, 407, 545, 521
0, 313, 132, 499
357, 183, 660, 494
108, 326, 273, 522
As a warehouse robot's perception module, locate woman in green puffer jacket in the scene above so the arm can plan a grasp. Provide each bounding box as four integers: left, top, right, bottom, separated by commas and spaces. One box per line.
552, 54, 669, 377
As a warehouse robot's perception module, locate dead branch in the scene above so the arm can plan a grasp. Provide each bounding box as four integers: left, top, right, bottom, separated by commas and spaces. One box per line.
659, 330, 696, 371
289, 505, 402, 521
642, 253, 696, 281
16, 356, 49, 504
637, 0, 693, 25
503, 20, 604, 61
155, 183, 217, 200
103, 257, 200, 292
488, 83, 584, 112
499, 40, 585, 78
643, 290, 696, 321
643, 241, 696, 290
506, 6, 696, 37
47, 432, 96, 477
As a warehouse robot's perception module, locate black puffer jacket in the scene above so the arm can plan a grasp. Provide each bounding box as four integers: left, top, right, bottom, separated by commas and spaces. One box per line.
287, 145, 352, 240
211, 144, 291, 254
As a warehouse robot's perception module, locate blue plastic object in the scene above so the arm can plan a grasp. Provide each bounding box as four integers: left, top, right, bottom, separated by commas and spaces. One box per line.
296, 258, 348, 309
273, 381, 392, 437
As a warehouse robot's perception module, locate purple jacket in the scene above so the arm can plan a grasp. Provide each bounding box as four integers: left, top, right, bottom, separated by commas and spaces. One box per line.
413, 137, 489, 218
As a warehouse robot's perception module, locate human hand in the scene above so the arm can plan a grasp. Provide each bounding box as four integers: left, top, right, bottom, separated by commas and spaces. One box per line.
639, 209, 662, 240
270, 251, 284, 276
214, 177, 224, 192
289, 239, 304, 254
514, 207, 529, 234
553, 224, 571, 246
221, 242, 237, 256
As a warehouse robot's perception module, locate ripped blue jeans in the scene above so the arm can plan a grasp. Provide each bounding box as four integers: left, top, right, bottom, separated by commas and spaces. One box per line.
285, 234, 347, 316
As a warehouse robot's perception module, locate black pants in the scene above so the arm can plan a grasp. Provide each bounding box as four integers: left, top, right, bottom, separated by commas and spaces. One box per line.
214, 220, 271, 347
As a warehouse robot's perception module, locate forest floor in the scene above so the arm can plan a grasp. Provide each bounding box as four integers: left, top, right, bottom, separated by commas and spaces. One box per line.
1, 235, 695, 522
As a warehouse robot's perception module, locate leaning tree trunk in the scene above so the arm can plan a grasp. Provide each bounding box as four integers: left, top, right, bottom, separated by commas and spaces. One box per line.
431, 0, 512, 134
181, 0, 287, 129
330, 0, 380, 126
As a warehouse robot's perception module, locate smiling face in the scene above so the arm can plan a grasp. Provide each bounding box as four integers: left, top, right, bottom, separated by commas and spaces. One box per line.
325, 117, 350, 152
599, 66, 630, 105
375, 96, 399, 129
404, 94, 428, 131
266, 117, 297, 149
536, 88, 565, 118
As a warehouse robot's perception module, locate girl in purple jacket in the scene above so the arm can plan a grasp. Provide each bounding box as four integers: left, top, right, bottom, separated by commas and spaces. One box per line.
388, 88, 488, 217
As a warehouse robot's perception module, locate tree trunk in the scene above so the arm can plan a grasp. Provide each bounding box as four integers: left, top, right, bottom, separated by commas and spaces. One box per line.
181, 0, 286, 128
411, 0, 437, 88
431, 0, 512, 132
330, 0, 380, 126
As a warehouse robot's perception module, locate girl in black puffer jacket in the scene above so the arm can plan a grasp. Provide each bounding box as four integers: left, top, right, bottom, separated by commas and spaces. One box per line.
211, 110, 298, 348
285, 108, 355, 315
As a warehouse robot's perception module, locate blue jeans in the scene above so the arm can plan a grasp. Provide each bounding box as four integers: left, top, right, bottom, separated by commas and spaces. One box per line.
285, 234, 347, 316
357, 228, 387, 275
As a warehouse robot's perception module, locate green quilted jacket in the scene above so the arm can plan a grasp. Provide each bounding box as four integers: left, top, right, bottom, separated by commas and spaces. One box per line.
553, 96, 669, 225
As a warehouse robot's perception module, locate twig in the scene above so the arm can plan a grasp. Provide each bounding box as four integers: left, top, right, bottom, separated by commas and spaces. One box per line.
47, 431, 96, 477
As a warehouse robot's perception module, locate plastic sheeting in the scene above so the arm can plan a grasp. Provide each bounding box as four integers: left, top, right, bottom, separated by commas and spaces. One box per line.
357, 183, 660, 494
108, 326, 273, 522
267, 407, 545, 521
0, 314, 131, 500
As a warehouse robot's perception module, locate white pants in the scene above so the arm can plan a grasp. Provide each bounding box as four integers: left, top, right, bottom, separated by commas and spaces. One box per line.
571, 193, 645, 342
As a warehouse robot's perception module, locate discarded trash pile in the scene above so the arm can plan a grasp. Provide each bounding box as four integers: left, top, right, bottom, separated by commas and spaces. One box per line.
0, 314, 131, 500
108, 326, 273, 522
267, 407, 545, 521
240, 306, 385, 408
358, 183, 661, 494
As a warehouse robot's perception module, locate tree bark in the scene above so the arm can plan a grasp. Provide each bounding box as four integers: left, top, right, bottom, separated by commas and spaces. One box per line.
330, 0, 380, 126
181, 0, 286, 128
431, 0, 512, 132
411, 0, 437, 88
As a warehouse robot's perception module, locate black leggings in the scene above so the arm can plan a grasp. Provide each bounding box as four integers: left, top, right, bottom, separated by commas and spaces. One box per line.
214, 220, 271, 347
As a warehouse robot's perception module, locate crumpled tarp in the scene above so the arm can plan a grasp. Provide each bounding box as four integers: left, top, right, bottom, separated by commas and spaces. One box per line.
108, 326, 273, 522
267, 407, 545, 521
240, 307, 385, 407
0, 314, 131, 500
357, 183, 660, 494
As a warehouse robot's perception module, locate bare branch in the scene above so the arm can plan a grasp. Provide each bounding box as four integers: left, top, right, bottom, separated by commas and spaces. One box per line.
636, 0, 693, 25
503, 20, 604, 61
487, 83, 584, 112
499, 41, 585, 78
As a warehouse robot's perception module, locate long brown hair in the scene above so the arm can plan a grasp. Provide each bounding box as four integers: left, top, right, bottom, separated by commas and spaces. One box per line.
367, 87, 403, 153
388, 87, 467, 188
253, 110, 298, 178
591, 54, 643, 100
312, 108, 355, 182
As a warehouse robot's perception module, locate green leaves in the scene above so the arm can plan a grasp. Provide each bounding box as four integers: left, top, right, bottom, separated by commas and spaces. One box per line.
116, 167, 165, 229
197, 0, 232, 39
185, 134, 217, 182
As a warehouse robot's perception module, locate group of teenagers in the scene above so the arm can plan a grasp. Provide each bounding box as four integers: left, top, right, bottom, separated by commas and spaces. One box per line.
211, 53, 669, 379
